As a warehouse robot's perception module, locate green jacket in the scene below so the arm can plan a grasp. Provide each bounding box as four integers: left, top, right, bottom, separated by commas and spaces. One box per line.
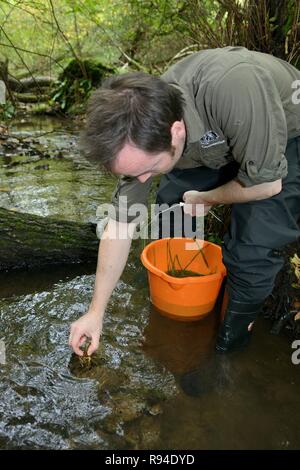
110, 46, 300, 222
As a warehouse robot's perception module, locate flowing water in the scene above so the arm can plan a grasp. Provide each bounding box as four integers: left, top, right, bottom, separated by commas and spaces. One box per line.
0, 115, 114, 223
0, 117, 299, 450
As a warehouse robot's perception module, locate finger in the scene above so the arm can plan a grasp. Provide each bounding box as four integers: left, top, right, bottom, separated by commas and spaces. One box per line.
69, 322, 79, 346
204, 205, 212, 215
68, 324, 75, 347
87, 335, 100, 356
182, 203, 193, 216
79, 335, 87, 347
71, 330, 85, 356
185, 204, 204, 217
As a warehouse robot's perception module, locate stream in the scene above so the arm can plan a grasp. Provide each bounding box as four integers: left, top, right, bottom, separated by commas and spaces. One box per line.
0, 116, 299, 450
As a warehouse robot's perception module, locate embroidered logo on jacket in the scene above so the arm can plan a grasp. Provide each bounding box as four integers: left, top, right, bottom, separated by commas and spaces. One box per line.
200, 130, 223, 147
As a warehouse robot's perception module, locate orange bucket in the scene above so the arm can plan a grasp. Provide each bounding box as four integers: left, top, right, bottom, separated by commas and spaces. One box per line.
141, 238, 226, 321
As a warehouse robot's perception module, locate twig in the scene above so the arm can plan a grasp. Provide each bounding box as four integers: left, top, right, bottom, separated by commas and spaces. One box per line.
48, 0, 87, 78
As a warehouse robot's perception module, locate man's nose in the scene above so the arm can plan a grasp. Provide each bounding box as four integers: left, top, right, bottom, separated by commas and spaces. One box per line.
137, 173, 152, 183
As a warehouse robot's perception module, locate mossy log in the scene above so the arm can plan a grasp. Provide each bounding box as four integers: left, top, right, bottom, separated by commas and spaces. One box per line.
0, 208, 99, 271
7, 76, 54, 92
13, 92, 49, 103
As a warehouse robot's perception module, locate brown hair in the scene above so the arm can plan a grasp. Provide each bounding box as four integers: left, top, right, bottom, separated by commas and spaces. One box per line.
81, 72, 185, 167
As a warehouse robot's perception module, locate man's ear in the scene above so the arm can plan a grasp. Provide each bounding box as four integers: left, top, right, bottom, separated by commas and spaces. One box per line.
170, 119, 186, 144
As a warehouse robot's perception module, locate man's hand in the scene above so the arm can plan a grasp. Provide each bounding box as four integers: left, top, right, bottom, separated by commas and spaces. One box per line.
69, 311, 102, 356
182, 190, 213, 216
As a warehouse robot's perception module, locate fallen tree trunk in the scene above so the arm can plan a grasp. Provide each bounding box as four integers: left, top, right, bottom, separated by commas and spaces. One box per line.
0, 208, 99, 271
13, 92, 49, 103
7, 76, 55, 92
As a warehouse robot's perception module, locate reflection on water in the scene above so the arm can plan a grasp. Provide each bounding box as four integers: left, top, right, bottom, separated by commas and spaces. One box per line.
158, 316, 300, 450
0, 118, 299, 449
143, 305, 218, 375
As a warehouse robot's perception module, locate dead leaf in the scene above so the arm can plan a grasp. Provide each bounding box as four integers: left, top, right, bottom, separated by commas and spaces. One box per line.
294, 311, 300, 321
290, 253, 300, 285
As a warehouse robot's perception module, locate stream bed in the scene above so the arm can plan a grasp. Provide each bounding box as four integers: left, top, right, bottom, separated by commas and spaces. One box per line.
0, 116, 299, 450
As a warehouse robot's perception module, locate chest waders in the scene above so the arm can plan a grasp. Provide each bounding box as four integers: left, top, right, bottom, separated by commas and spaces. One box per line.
156, 136, 300, 395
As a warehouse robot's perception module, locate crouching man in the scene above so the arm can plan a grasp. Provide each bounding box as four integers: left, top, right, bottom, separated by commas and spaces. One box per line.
69, 47, 300, 394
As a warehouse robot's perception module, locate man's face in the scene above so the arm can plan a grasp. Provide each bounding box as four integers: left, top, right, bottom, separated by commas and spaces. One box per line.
110, 120, 186, 183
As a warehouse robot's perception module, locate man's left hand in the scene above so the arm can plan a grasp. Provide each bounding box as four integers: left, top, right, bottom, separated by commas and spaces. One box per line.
182, 190, 213, 216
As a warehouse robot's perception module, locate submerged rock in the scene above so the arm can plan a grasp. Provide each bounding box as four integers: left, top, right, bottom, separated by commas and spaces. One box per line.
124, 415, 161, 449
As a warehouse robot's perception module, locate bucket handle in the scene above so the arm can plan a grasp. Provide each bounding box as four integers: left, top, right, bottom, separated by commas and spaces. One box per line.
167, 282, 184, 291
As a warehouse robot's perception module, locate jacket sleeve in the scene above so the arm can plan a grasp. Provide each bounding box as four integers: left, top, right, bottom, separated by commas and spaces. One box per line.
109, 175, 153, 223
211, 63, 288, 187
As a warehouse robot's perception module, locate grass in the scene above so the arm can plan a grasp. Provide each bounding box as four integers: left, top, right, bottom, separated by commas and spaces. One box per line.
166, 238, 215, 278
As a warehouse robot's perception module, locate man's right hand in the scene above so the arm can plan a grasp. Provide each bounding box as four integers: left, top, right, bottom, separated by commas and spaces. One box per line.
69, 311, 103, 356
68, 219, 134, 357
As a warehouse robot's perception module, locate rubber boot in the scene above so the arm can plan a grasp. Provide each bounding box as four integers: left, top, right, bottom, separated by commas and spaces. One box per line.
179, 296, 264, 396
215, 297, 264, 353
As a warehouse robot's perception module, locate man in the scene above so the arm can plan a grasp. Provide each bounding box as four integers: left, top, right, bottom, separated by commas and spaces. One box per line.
69, 46, 300, 391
